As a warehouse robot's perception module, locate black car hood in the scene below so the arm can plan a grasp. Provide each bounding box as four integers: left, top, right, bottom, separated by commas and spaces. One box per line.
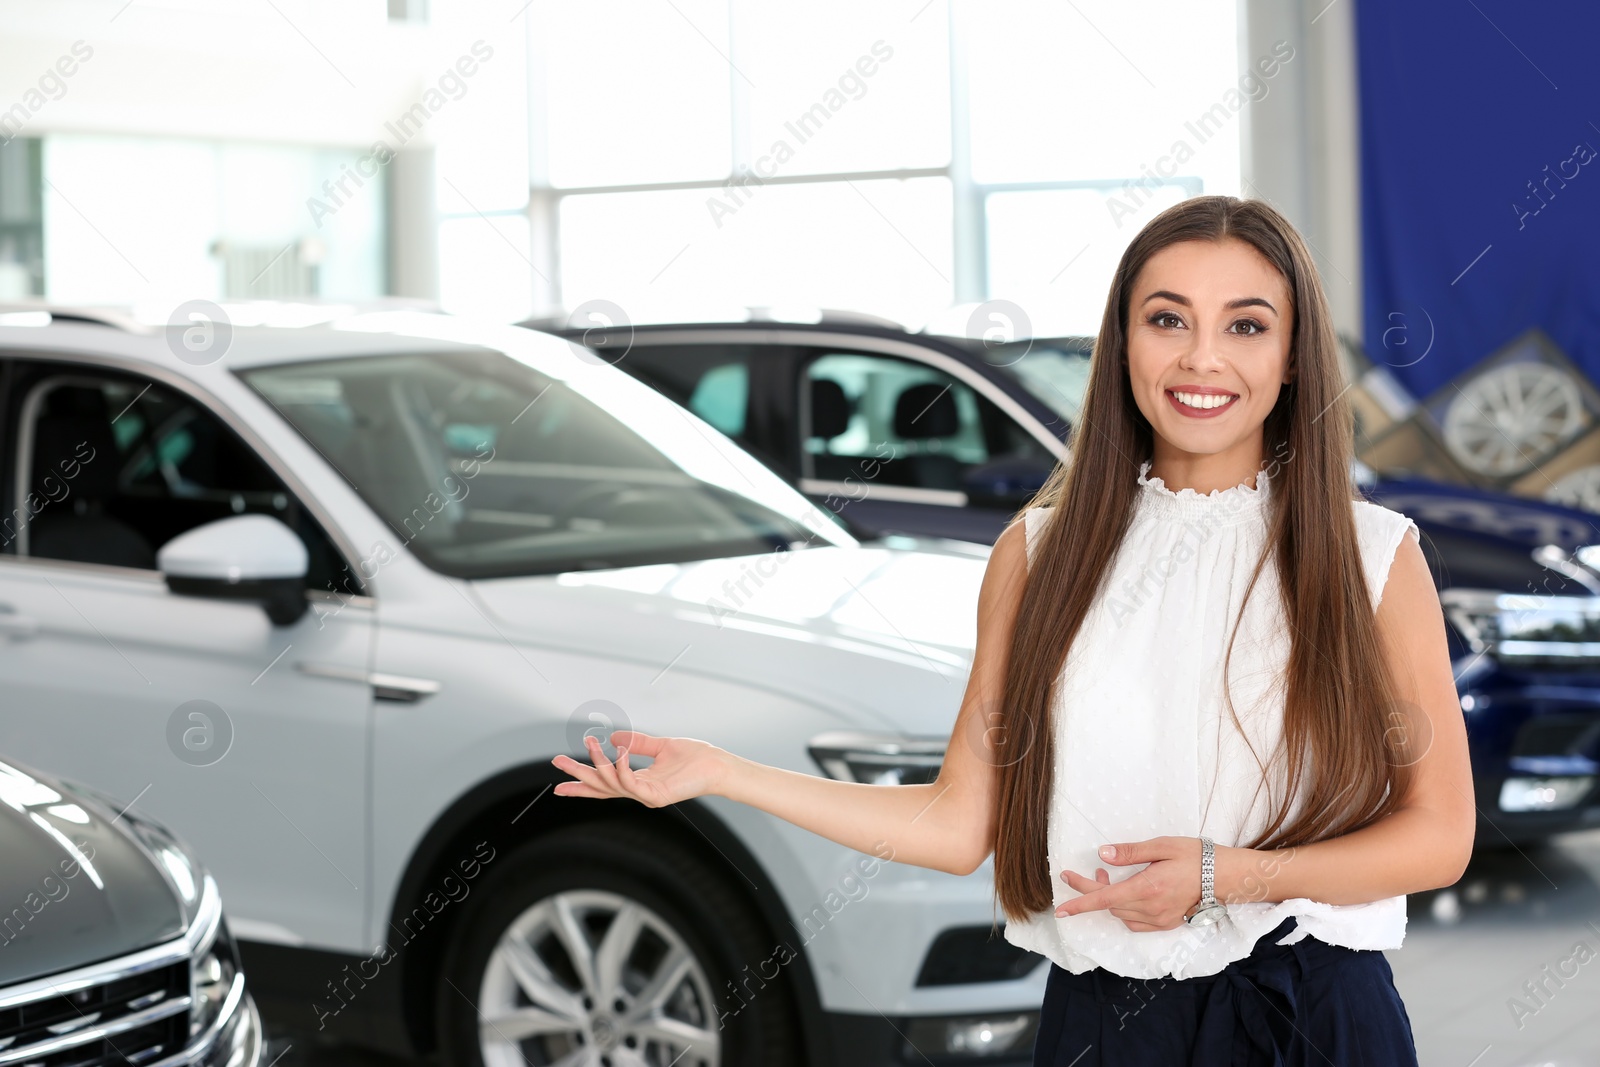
1366, 478, 1600, 592
0, 759, 186, 985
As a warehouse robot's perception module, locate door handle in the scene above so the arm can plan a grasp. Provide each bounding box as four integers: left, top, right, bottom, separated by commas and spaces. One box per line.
0, 605, 39, 640
368, 672, 443, 703
296, 662, 442, 703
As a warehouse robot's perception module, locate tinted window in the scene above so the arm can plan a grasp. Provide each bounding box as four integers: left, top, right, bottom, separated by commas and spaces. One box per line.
8, 366, 356, 594
801, 352, 1055, 507
618, 344, 754, 441
687, 363, 748, 436
244, 349, 829, 578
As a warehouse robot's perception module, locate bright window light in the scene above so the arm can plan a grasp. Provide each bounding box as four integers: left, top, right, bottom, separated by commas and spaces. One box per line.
438, 213, 535, 322
538, 0, 732, 187
431, 17, 530, 215
985, 184, 1188, 336
739, 0, 951, 176
961, 0, 1243, 191
559, 177, 953, 327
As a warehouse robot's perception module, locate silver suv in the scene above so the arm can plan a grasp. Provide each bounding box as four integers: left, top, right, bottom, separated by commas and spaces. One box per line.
0, 305, 1044, 1066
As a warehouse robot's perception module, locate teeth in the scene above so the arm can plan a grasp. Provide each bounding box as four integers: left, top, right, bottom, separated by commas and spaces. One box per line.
1171, 390, 1236, 410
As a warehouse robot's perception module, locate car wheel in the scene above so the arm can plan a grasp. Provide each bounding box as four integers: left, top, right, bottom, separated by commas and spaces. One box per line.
438, 821, 804, 1067
1544, 463, 1600, 514
1442, 363, 1587, 476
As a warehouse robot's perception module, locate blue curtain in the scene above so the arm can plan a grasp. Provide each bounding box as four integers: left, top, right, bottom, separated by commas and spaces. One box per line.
1356, 0, 1600, 396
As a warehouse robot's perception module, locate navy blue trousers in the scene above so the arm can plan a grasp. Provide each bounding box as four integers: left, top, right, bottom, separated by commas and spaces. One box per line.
1031, 918, 1419, 1066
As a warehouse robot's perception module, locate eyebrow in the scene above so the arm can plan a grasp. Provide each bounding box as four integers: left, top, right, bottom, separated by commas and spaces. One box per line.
1141, 290, 1278, 314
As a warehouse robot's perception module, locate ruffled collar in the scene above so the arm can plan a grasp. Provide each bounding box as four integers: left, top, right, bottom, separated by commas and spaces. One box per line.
1136, 459, 1271, 523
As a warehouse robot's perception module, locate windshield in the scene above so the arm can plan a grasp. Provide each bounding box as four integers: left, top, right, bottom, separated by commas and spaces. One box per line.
243, 347, 850, 578
979, 342, 1095, 426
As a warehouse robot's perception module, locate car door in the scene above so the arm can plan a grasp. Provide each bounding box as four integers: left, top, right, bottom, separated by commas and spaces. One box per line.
0, 357, 375, 950
796, 349, 1058, 543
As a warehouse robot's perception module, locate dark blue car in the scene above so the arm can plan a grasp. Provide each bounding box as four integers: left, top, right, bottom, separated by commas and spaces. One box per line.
528, 312, 1600, 848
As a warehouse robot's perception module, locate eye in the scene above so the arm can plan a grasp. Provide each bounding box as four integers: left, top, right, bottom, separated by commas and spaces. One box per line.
1229, 318, 1268, 336
1147, 310, 1185, 329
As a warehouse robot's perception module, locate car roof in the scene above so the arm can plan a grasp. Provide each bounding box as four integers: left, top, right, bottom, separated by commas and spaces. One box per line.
521, 306, 908, 332
524, 314, 1096, 363
0, 303, 543, 373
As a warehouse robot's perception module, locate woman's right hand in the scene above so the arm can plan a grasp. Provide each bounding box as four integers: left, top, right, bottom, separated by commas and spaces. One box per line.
552, 730, 730, 808
545, 520, 1029, 875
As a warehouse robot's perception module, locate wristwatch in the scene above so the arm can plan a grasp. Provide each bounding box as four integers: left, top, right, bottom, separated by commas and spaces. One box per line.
1184, 836, 1228, 926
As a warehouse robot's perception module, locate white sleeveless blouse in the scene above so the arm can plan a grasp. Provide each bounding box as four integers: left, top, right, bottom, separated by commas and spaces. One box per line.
1001, 459, 1421, 980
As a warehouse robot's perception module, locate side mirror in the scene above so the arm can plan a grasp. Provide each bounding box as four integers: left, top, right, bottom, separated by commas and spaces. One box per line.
157, 515, 310, 626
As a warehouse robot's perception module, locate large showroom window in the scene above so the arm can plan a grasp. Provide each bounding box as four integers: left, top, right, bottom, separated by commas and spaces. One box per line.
31, 135, 386, 307
466, 0, 1243, 334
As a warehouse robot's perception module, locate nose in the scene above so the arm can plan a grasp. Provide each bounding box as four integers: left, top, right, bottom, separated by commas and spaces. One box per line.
1177, 325, 1226, 374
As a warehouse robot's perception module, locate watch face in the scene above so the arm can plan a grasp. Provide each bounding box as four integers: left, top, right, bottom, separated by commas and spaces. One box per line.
1186, 904, 1226, 926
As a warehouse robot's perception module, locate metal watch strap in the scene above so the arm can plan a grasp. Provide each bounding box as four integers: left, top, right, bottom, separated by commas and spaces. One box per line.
1184, 836, 1226, 926
1199, 835, 1216, 907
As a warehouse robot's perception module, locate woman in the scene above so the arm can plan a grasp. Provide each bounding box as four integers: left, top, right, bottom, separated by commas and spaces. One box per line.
552, 195, 1475, 1065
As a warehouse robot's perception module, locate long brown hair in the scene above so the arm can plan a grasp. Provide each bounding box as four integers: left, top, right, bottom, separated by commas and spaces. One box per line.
992, 195, 1416, 920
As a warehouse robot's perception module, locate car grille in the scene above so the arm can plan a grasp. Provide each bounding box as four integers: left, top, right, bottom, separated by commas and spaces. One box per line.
0, 959, 191, 1067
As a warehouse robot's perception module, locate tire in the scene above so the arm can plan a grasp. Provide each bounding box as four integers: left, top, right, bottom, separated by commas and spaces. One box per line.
437, 820, 804, 1067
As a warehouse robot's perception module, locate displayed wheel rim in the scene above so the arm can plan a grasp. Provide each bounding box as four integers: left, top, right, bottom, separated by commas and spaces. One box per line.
478, 888, 721, 1067
1443, 363, 1587, 476
1545, 464, 1600, 514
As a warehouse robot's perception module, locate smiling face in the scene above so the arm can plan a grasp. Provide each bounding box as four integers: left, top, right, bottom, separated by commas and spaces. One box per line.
1125, 236, 1295, 484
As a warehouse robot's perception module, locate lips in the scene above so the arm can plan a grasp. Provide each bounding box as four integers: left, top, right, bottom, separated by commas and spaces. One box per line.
1166, 388, 1239, 417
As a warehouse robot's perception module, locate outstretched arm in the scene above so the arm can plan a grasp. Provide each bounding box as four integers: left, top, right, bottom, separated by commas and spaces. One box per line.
551, 520, 1034, 877
1057, 530, 1476, 929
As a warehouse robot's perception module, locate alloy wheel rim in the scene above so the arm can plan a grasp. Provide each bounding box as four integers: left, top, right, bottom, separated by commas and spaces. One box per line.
478, 888, 722, 1067
1546, 464, 1600, 514
1443, 363, 1586, 476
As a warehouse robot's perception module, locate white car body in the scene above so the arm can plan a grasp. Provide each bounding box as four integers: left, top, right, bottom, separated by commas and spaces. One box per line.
0, 309, 1046, 1065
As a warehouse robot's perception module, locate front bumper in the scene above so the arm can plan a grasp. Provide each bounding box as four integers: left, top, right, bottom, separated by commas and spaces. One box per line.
1461, 667, 1600, 843
824, 1008, 1039, 1066
1470, 771, 1600, 843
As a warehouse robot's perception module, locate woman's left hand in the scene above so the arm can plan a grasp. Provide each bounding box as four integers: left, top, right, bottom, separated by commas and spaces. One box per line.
1056, 836, 1203, 931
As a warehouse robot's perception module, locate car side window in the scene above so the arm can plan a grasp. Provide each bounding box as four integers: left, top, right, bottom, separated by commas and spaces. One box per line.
6, 364, 358, 595
685, 363, 748, 437
800, 352, 1055, 507
614, 344, 754, 440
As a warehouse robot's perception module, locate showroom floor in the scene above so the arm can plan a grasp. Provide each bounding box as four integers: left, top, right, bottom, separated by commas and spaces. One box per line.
263, 830, 1600, 1067
1395, 828, 1600, 1067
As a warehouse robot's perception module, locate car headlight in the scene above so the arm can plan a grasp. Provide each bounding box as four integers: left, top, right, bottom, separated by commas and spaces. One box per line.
1572, 544, 1600, 574
808, 730, 944, 785
1499, 775, 1595, 813
1441, 588, 1600, 664
1440, 589, 1499, 653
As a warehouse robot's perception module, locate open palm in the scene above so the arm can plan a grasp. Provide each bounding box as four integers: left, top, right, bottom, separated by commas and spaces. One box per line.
551, 730, 726, 808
